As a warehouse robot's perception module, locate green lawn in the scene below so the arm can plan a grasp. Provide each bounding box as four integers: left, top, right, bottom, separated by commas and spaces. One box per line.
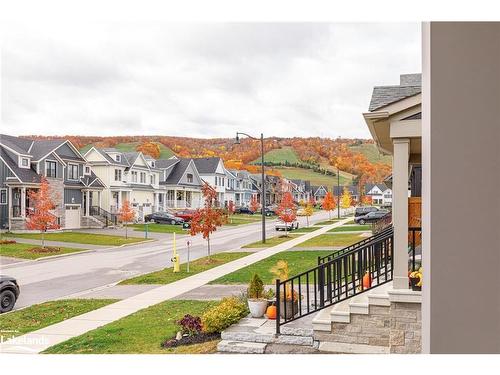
294, 226, 322, 233
328, 224, 372, 232
210, 250, 331, 284
226, 214, 262, 226
120, 252, 250, 285
296, 233, 365, 248
129, 223, 188, 234
272, 166, 351, 187
315, 219, 342, 225
349, 143, 392, 165
0, 242, 87, 260
43, 300, 216, 354
3, 232, 145, 246
242, 234, 301, 248
0, 299, 117, 338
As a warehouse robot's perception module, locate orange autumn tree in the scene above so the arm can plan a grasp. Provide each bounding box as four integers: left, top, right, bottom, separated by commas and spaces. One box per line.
136, 141, 161, 159
304, 201, 314, 227
190, 183, 227, 259
26, 177, 59, 248
276, 192, 297, 237
322, 191, 336, 219
118, 200, 135, 239
249, 195, 260, 212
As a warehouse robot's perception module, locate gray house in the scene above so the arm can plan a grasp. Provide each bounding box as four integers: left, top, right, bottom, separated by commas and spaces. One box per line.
0, 134, 105, 231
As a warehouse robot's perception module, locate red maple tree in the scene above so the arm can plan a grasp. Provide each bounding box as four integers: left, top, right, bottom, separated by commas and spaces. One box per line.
249, 195, 260, 212
276, 192, 297, 237
26, 177, 60, 248
322, 191, 336, 219
227, 200, 235, 224
118, 200, 135, 239
190, 183, 227, 259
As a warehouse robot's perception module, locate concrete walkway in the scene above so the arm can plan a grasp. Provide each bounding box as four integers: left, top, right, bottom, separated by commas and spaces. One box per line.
0, 216, 352, 354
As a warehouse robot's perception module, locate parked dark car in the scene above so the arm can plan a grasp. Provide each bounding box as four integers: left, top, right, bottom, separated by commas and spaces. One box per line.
144, 212, 185, 225
235, 207, 254, 215
354, 210, 390, 225
1, 276, 20, 313
175, 209, 196, 222
354, 206, 379, 217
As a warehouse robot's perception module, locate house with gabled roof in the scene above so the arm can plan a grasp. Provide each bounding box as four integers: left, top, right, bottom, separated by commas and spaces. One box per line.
193, 157, 227, 206
231, 169, 254, 207
310, 185, 328, 202
364, 183, 392, 205
84, 147, 162, 221
156, 156, 203, 209
0, 134, 105, 230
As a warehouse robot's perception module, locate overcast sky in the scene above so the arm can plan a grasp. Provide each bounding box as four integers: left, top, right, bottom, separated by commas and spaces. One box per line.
1, 23, 420, 139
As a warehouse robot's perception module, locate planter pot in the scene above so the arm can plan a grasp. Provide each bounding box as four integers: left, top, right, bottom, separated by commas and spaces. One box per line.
279, 299, 299, 319
248, 299, 268, 318
409, 277, 422, 291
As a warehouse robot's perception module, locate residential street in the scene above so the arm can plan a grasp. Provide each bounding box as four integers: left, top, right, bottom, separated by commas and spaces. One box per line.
2, 210, 345, 309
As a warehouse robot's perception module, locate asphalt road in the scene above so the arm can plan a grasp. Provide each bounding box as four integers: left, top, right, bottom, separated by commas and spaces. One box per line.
2, 210, 347, 309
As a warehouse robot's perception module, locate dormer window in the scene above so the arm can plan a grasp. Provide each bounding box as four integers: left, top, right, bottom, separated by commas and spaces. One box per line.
84, 166, 91, 175
150, 161, 155, 168
19, 157, 30, 168
115, 155, 121, 162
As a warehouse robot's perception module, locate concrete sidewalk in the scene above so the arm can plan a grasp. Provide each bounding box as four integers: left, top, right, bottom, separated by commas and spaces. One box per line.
0, 216, 352, 354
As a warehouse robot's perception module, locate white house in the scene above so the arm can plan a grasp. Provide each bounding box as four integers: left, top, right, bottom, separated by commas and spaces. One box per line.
365, 183, 392, 205
193, 157, 227, 207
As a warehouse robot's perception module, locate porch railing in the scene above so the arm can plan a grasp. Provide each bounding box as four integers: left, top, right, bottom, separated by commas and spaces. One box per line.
408, 227, 422, 272
275, 228, 394, 333
90, 206, 118, 227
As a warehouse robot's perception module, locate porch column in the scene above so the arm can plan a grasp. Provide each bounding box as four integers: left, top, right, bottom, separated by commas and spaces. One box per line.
85, 190, 90, 217
392, 138, 410, 289
8, 186, 12, 230
98, 191, 102, 208
117, 191, 122, 210
21, 187, 26, 218
173, 189, 177, 208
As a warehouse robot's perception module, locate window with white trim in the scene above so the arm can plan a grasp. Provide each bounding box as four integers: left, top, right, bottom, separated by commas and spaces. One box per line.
131, 171, 138, 182
115, 155, 121, 162
68, 164, 79, 180
187, 173, 193, 183
140, 172, 146, 184
20, 157, 30, 168
46, 161, 57, 178
150, 174, 155, 185
115, 169, 122, 181
0, 189, 7, 205
84, 166, 91, 175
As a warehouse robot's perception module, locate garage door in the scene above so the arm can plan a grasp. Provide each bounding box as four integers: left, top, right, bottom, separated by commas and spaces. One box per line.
65, 205, 81, 229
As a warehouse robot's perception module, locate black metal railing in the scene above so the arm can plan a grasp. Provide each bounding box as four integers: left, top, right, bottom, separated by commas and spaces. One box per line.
318, 226, 393, 264
408, 227, 422, 272
90, 206, 118, 227
275, 229, 394, 334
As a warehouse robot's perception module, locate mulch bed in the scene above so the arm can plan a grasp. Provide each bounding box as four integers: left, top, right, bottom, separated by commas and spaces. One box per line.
0, 240, 17, 244
28, 247, 62, 254
161, 333, 220, 348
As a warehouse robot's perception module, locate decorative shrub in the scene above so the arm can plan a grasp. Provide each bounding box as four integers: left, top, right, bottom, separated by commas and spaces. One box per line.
177, 314, 202, 336
247, 274, 264, 299
201, 296, 248, 334
0, 240, 17, 245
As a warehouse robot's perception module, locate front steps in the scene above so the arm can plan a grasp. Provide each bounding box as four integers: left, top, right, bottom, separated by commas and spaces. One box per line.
311, 282, 393, 354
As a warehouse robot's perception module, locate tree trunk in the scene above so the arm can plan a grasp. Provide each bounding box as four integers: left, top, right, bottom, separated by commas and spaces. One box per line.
306, 216, 309, 227
125, 223, 128, 239
207, 236, 211, 259
41, 230, 45, 249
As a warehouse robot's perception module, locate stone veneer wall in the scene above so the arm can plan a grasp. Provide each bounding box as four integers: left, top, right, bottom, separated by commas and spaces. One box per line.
389, 301, 422, 353
47, 178, 65, 228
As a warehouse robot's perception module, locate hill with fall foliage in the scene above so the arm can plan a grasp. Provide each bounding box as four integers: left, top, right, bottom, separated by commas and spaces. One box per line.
25, 135, 391, 186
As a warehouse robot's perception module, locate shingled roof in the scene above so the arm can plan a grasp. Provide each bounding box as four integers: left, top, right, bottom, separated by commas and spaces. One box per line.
0, 146, 41, 183
193, 157, 221, 174
368, 73, 422, 112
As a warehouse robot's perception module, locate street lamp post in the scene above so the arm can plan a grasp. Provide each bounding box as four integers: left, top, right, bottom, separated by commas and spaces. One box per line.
235, 132, 266, 244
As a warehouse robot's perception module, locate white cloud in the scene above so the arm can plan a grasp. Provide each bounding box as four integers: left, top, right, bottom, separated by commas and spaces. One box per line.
1, 23, 420, 138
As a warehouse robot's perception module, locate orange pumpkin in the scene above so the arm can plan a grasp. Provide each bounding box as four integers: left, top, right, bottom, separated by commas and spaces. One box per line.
362, 271, 372, 289
266, 305, 277, 320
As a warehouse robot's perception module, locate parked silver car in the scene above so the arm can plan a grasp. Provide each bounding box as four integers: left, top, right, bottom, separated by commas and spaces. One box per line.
275, 219, 299, 231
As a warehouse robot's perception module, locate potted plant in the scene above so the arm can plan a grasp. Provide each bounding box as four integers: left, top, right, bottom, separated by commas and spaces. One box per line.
247, 274, 268, 318
270, 260, 300, 319
409, 268, 423, 291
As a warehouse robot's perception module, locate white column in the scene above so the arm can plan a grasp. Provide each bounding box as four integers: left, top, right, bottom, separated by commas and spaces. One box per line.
173, 189, 177, 208
8, 186, 12, 230
98, 191, 102, 208
117, 191, 122, 210
21, 187, 26, 218
85, 190, 91, 217
392, 138, 410, 289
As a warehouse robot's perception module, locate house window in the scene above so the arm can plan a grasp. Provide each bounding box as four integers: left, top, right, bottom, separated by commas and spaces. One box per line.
84, 166, 91, 175
68, 164, 79, 180
140, 172, 146, 183
46, 161, 57, 178
21, 158, 29, 167
187, 173, 193, 183
151, 161, 155, 168
132, 171, 138, 182
115, 155, 121, 162
0, 189, 6, 205
115, 169, 122, 181
150, 175, 155, 185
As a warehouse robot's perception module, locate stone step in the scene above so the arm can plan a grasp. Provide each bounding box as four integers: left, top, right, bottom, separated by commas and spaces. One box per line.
217, 340, 267, 354
221, 331, 314, 346
319, 341, 389, 354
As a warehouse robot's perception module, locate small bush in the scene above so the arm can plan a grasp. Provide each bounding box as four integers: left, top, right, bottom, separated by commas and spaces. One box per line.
247, 274, 264, 299
201, 297, 248, 334
178, 314, 202, 336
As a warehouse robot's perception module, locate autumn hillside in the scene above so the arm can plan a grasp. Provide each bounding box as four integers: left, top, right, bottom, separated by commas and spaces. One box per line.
27, 135, 391, 186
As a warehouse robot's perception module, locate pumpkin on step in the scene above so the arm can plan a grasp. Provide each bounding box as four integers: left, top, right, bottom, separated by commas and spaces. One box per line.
362, 271, 372, 289
266, 305, 277, 320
